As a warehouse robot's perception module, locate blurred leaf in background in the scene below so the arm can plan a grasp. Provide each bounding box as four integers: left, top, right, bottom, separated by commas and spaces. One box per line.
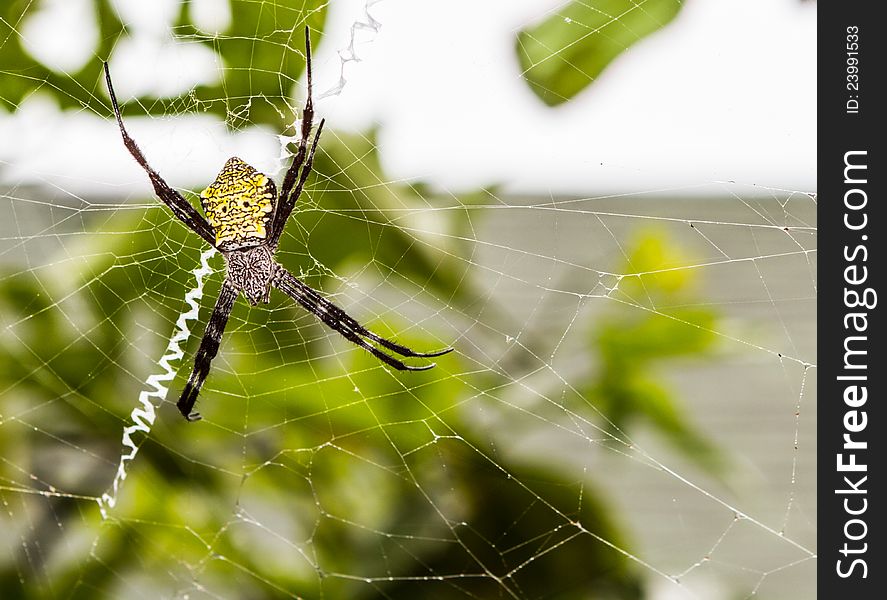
0, 0, 326, 119
583, 230, 726, 476
516, 0, 684, 106
0, 191, 644, 598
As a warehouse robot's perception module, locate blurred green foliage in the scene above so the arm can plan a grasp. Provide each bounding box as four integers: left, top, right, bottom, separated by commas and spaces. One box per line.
584, 231, 725, 476
515, 0, 683, 105
0, 133, 646, 599
1, 2, 722, 598
0, 0, 325, 122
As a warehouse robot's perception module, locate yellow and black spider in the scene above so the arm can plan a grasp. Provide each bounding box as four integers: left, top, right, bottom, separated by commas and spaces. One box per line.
104, 28, 452, 422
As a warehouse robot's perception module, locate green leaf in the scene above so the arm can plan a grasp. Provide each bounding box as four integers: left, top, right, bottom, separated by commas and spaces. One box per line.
582, 229, 727, 476
0, 0, 123, 111
0, 0, 326, 125
516, 0, 684, 106
175, 0, 327, 127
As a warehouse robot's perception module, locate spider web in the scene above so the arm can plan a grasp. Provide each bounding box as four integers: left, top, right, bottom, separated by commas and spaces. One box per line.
0, 1, 816, 598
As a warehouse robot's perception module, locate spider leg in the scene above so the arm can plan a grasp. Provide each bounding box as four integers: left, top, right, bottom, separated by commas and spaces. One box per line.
103, 63, 217, 248
270, 119, 324, 249
177, 280, 239, 421
276, 268, 453, 358
277, 27, 315, 204
269, 27, 325, 249
275, 268, 453, 370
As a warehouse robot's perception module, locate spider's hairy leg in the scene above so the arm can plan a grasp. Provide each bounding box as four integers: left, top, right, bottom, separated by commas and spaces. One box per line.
102, 62, 217, 248
280, 270, 452, 358
274, 268, 453, 371
177, 280, 239, 421
270, 118, 324, 249
269, 26, 325, 249
277, 26, 315, 204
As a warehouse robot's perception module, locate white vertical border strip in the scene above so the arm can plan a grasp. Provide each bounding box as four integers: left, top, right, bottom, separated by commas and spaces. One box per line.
97, 248, 216, 519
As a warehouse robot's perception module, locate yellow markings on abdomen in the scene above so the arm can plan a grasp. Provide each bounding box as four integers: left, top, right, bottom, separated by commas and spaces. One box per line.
200, 157, 275, 249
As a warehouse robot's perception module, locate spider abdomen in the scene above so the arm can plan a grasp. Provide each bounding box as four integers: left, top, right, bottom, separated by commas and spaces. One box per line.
224, 245, 277, 305
200, 157, 276, 251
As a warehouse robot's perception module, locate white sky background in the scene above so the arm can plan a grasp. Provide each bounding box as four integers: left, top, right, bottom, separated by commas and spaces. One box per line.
319, 0, 816, 194
0, 0, 816, 197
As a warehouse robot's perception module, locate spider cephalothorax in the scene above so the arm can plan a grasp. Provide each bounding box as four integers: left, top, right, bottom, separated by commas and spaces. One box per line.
104, 28, 452, 422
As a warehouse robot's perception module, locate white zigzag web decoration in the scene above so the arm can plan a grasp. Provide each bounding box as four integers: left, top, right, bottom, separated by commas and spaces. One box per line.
97, 248, 216, 518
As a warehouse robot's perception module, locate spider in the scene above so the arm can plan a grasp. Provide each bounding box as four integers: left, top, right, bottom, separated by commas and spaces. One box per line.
104, 27, 452, 422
